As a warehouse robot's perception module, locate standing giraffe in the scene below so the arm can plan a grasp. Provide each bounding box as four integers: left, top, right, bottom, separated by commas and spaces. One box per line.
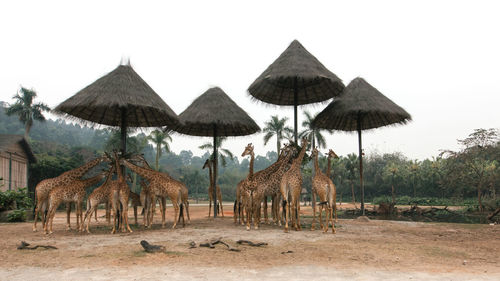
32, 155, 109, 232
129, 154, 190, 226
126, 173, 142, 225
83, 164, 115, 233
121, 159, 185, 229
280, 138, 309, 232
326, 149, 339, 223
311, 147, 337, 233
234, 143, 255, 224
248, 144, 294, 230
203, 158, 224, 218
241, 144, 293, 230
108, 152, 133, 234
44, 172, 106, 234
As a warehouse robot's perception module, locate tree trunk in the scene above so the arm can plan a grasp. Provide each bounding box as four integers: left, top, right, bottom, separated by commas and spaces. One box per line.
24, 122, 32, 140
391, 184, 395, 204
350, 181, 356, 209
277, 137, 280, 156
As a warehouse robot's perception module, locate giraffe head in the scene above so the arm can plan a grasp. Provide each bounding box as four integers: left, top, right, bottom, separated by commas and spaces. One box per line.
327, 149, 339, 159
241, 143, 254, 157
300, 137, 309, 148
312, 147, 319, 158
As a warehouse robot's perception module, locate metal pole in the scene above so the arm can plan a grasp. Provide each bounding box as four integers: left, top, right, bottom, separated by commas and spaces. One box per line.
293, 77, 298, 144
357, 118, 365, 216
213, 126, 218, 218
118, 108, 127, 228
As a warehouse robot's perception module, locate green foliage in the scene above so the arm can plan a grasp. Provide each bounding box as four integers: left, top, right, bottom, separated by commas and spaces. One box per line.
0, 188, 32, 211
372, 196, 478, 207
7, 209, 27, 222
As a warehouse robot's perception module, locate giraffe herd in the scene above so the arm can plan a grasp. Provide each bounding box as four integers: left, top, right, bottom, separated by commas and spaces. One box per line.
32, 140, 339, 235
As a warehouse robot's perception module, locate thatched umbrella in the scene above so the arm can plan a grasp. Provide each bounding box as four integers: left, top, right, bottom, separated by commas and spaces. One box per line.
54, 63, 180, 155
313, 77, 411, 215
172, 87, 260, 218
248, 40, 344, 143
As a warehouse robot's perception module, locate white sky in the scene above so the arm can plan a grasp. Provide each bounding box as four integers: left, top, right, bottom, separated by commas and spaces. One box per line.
1, 0, 499, 161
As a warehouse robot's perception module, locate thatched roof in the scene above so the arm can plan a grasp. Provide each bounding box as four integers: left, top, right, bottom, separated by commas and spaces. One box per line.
248, 40, 344, 105
0, 134, 36, 163
54, 64, 179, 128
313, 78, 412, 131
173, 87, 260, 137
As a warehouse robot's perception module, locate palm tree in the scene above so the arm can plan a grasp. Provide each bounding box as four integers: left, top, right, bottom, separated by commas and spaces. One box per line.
299, 110, 332, 150
199, 137, 234, 167
147, 130, 172, 171
262, 115, 293, 155
5, 87, 50, 139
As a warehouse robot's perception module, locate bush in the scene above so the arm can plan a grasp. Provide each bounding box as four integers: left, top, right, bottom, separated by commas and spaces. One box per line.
7, 209, 27, 222
372, 196, 478, 206
0, 188, 32, 211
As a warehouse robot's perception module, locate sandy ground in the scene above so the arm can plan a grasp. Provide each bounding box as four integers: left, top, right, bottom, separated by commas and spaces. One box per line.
0, 203, 499, 280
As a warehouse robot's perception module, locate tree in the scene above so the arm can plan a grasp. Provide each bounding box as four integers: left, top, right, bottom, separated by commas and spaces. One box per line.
344, 153, 359, 208
199, 137, 234, 167
5, 87, 50, 139
147, 129, 172, 171
409, 160, 420, 198
262, 115, 293, 155
441, 128, 499, 211
299, 110, 332, 150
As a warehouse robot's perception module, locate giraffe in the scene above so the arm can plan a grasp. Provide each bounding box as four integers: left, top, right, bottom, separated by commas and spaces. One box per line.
234, 143, 255, 224
126, 173, 142, 225
121, 159, 185, 229
248, 143, 295, 230
280, 138, 309, 232
203, 158, 224, 218
32, 155, 110, 232
129, 154, 189, 226
311, 147, 337, 233
44, 172, 106, 234
241, 143, 293, 230
83, 164, 115, 233
326, 149, 339, 223
108, 152, 133, 234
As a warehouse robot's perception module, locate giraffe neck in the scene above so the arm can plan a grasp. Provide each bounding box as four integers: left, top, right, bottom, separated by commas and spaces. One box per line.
314, 153, 321, 176
83, 173, 105, 186
326, 156, 332, 178
66, 157, 103, 179
122, 160, 157, 181
115, 156, 125, 183
293, 143, 308, 168
249, 151, 254, 178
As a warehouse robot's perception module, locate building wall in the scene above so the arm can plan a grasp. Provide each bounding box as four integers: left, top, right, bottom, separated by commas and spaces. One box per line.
0, 146, 28, 191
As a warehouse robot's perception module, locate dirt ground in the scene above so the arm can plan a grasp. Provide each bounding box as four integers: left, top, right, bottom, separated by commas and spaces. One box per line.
0, 203, 499, 281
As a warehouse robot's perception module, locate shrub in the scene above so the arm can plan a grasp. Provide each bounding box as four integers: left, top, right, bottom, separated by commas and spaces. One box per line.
0, 188, 32, 211
7, 209, 27, 222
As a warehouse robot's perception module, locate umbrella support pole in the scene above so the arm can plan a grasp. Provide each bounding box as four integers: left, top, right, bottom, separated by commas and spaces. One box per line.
213, 127, 218, 218
357, 120, 365, 216
293, 78, 298, 144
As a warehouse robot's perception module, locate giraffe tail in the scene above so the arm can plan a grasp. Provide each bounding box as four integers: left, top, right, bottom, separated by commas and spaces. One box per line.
32, 188, 37, 217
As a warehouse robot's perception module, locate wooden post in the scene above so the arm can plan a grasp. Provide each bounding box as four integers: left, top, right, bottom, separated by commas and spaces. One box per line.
213, 126, 218, 218
358, 118, 365, 216
294, 77, 298, 144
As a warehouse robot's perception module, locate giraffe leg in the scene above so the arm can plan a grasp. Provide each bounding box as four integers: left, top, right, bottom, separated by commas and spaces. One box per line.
208, 193, 212, 218
84, 205, 96, 233
40, 201, 48, 232
134, 206, 138, 225
263, 197, 268, 224
32, 199, 40, 232
161, 197, 167, 228
284, 199, 289, 233
66, 203, 72, 231
297, 198, 302, 231
186, 201, 191, 224
331, 205, 336, 234
171, 202, 179, 229
122, 198, 133, 233
311, 192, 317, 231
106, 202, 111, 224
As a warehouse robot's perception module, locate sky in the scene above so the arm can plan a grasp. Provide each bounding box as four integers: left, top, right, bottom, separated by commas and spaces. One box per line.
0, 0, 499, 161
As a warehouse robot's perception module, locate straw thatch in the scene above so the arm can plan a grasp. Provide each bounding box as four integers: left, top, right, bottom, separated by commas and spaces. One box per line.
54, 64, 179, 128
248, 40, 344, 105
173, 87, 260, 137
313, 78, 412, 131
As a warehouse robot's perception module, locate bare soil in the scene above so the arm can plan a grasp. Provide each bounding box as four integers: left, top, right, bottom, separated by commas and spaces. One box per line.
0, 203, 499, 280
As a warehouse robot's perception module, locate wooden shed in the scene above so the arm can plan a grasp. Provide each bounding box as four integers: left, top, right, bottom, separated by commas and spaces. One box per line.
0, 135, 36, 191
